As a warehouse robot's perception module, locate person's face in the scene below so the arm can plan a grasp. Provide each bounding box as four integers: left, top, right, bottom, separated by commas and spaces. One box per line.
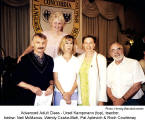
63, 39, 73, 53
51, 19, 63, 32
83, 37, 95, 53
110, 43, 124, 62
32, 36, 47, 55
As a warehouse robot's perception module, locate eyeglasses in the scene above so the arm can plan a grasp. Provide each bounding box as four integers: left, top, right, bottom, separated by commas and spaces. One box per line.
111, 47, 123, 53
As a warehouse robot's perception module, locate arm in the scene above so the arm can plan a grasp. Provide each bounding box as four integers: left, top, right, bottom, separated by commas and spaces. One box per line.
107, 87, 117, 103
53, 72, 70, 103
63, 79, 77, 104
45, 58, 54, 96
54, 72, 77, 104
113, 82, 141, 106
17, 45, 34, 63
54, 72, 65, 95
97, 56, 107, 105
68, 79, 77, 95
98, 102, 104, 106
63, 80, 77, 104
45, 80, 54, 96
17, 81, 42, 96
107, 87, 125, 106
121, 82, 141, 101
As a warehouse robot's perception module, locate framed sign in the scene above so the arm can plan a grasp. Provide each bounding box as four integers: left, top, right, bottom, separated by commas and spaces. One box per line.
30, 0, 80, 39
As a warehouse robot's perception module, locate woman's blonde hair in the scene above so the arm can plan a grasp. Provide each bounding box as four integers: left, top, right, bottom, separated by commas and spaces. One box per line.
58, 35, 75, 55
49, 12, 65, 27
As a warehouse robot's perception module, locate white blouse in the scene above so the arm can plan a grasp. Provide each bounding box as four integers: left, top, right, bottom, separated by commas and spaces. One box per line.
53, 55, 79, 92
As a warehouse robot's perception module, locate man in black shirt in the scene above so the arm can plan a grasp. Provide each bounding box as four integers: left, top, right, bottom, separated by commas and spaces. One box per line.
15, 33, 54, 105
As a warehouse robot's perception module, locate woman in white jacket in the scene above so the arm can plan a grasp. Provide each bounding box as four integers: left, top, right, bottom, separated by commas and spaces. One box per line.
77, 35, 107, 106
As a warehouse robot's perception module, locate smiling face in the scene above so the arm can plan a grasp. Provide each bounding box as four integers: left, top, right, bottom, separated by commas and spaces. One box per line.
32, 36, 47, 56
83, 37, 95, 53
49, 12, 65, 32
51, 19, 64, 32
109, 43, 124, 63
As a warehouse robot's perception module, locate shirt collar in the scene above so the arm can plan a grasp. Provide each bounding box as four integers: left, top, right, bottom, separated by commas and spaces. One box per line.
33, 52, 45, 64
60, 55, 74, 62
112, 56, 126, 66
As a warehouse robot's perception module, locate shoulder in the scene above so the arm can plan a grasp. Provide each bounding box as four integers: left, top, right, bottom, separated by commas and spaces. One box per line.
21, 53, 32, 62
139, 59, 145, 64
107, 62, 113, 68
41, 31, 51, 39
77, 53, 84, 59
44, 53, 53, 58
72, 55, 79, 62
124, 57, 138, 65
77, 53, 85, 63
53, 56, 63, 64
107, 60, 115, 70
72, 55, 78, 60
57, 32, 67, 42
18, 53, 33, 67
62, 32, 67, 36
44, 54, 54, 62
54, 55, 61, 60
42, 30, 49, 35
97, 53, 107, 61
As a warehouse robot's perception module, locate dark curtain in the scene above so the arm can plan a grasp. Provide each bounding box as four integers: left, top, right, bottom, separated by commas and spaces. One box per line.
82, 0, 124, 57
0, 0, 30, 58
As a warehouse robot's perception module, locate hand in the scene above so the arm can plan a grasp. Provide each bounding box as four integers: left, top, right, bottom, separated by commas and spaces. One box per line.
112, 97, 117, 102
31, 86, 42, 96
110, 96, 118, 104
45, 86, 53, 96
98, 102, 104, 106
17, 55, 23, 63
113, 98, 125, 106
63, 92, 72, 104
66, 99, 71, 104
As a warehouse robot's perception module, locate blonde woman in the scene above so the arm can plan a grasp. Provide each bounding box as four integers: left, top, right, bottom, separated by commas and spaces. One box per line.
17, 12, 66, 62
53, 35, 78, 106
42, 12, 66, 58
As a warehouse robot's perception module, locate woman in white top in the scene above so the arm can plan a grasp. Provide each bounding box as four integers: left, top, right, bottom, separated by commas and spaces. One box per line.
53, 35, 78, 106
17, 12, 66, 62
77, 35, 107, 106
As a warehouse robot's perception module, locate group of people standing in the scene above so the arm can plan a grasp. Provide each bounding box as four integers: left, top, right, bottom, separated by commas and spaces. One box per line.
14, 12, 145, 106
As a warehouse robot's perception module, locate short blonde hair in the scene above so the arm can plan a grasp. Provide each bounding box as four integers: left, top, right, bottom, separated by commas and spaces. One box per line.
58, 35, 75, 55
49, 12, 65, 26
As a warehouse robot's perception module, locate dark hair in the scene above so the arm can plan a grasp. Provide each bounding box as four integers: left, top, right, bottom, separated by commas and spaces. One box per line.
32, 33, 47, 40
82, 35, 96, 43
64, 35, 74, 42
